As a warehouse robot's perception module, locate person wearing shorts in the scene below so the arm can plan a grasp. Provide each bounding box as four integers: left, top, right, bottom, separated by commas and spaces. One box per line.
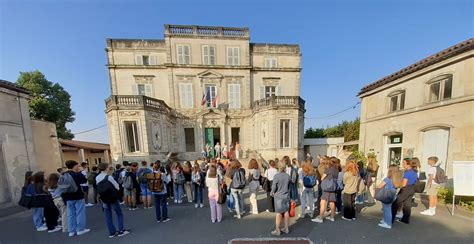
420, 156, 442, 216
138, 161, 153, 209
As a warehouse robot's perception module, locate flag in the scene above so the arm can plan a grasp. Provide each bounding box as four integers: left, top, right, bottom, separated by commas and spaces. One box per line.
201, 92, 206, 106
212, 95, 218, 108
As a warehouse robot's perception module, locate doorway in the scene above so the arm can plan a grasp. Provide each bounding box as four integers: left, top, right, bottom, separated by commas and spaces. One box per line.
231, 127, 240, 145
383, 133, 403, 177
205, 128, 220, 157
422, 128, 449, 171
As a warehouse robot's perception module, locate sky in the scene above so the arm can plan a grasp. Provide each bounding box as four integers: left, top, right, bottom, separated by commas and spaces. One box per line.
1, 0, 472, 143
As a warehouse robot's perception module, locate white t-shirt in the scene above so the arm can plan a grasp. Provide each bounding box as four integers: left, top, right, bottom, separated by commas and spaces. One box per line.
81, 170, 89, 187
265, 168, 278, 181
428, 166, 438, 185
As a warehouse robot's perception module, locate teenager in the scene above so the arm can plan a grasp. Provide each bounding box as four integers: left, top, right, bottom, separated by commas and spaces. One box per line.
215, 142, 222, 159
112, 164, 124, 204
264, 160, 278, 212
366, 156, 379, 204
248, 159, 261, 214
377, 165, 402, 229
172, 162, 185, 204
420, 156, 443, 216
96, 163, 130, 237
192, 163, 204, 208
25, 171, 45, 231
88, 166, 99, 205
222, 143, 228, 159
391, 158, 417, 224
335, 160, 344, 214
235, 142, 241, 159
183, 161, 194, 203
284, 156, 298, 203
355, 161, 367, 204
137, 161, 153, 209
63, 160, 90, 237
150, 163, 171, 223
300, 160, 316, 218
48, 173, 67, 232
206, 165, 222, 222
270, 159, 291, 236
228, 159, 246, 219
32, 172, 60, 233
312, 157, 338, 223
341, 158, 358, 221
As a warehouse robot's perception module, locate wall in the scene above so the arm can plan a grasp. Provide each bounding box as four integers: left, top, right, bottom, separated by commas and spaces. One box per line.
31, 120, 62, 175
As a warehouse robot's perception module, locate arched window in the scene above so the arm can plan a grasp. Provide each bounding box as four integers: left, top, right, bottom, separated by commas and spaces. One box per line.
388, 90, 405, 112
427, 74, 452, 102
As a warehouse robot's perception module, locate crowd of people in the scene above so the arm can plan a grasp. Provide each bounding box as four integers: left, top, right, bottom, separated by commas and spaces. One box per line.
20, 151, 446, 237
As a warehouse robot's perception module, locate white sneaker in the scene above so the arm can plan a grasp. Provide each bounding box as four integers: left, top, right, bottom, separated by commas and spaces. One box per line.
76, 229, 90, 236
36, 226, 48, 232
395, 212, 403, 219
341, 216, 352, 221
68, 232, 75, 237
200, 204, 204, 208
85, 203, 94, 207
174, 199, 178, 203
195, 204, 198, 208
378, 222, 392, 229
311, 217, 323, 223
420, 210, 435, 216
325, 216, 335, 222
48, 226, 62, 233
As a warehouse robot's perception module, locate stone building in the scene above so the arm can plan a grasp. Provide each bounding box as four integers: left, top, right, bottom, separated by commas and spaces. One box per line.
358, 38, 474, 178
105, 24, 305, 163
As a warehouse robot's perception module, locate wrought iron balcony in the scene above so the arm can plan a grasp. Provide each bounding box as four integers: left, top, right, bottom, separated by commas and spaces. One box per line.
252, 96, 305, 111
105, 95, 172, 113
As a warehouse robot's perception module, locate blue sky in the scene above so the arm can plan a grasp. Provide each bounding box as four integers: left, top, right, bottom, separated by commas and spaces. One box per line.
1, 0, 472, 143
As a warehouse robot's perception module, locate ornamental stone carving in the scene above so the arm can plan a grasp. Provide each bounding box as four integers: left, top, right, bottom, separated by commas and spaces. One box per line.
119, 111, 140, 116
260, 120, 269, 146
278, 110, 292, 116
151, 121, 162, 151
262, 77, 280, 86
134, 75, 155, 83
205, 119, 219, 128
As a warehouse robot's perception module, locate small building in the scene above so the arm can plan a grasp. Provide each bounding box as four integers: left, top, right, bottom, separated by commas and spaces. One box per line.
358, 38, 474, 178
303, 137, 344, 157
59, 139, 111, 166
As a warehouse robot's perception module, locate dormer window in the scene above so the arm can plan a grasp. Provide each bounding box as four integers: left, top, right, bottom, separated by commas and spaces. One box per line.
428, 75, 452, 102
388, 90, 405, 112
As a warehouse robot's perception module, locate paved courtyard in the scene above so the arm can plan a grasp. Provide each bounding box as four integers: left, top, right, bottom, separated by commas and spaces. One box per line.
0, 190, 472, 244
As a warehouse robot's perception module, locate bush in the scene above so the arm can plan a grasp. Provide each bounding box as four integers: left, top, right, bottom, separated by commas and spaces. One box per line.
438, 186, 474, 212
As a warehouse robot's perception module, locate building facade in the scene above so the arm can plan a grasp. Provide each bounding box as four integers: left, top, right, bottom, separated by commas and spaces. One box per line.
105, 24, 305, 163
358, 38, 474, 178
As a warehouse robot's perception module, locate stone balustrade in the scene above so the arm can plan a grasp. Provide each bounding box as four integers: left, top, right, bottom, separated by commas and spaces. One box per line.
165, 24, 249, 39
105, 95, 172, 113
253, 96, 305, 111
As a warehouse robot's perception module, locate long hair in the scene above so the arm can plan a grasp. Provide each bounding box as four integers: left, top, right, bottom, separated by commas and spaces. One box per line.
248, 159, 259, 170
301, 160, 314, 176
282, 156, 291, 167
388, 165, 403, 188
367, 156, 379, 172
24, 171, 33, 187
48, 173, 60, 189
207, 165, 217, 178
344, 159, 359, 176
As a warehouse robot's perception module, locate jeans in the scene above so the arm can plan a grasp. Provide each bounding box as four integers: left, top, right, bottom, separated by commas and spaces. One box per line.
67, 199, 86, 234
227, 187, 235, 210
335, 189, 343, 212
32, 208, 44, 229
140, 183, 152, 196
194, 183, 203, 204
184, 182, 193, 202
173, 184, 183, 201
208, 190, 222, 221
289, 183, 298, 202
231, 188, 244, 216
382, 202, 392, 226
301, 188, 314, 216
153, 194, 168, 221
316, 184, 322, 210
343, 193, 356, 219
102, 201, 124, 235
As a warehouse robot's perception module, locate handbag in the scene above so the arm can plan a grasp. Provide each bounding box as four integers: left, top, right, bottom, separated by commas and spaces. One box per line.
418, 172, 427, 181
32, 193, 55, 208
262, 178, 271, 192
414, 181, 426, 193
18, 187, 33, 209
289, 200, 296, 217
374, 187, 397, 204
356, 177, 366, 194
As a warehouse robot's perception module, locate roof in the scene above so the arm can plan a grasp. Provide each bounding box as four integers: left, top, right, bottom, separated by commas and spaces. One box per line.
0, 79, 30, 94
59, 139, 110, 151
359, 38, 474, 96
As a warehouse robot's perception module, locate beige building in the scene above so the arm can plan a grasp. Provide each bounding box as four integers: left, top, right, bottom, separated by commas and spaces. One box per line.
59, 139, 111, 166
358, 38, 474, 178
105, 24, 305, 163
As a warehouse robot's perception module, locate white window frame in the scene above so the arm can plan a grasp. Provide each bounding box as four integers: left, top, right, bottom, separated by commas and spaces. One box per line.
227, 46, 240, 66
135, 55, 157, 65
202, 45, 216, 65
388, 91, 405, 112
428, 75, 453, 103
264, 57, 277, 68
179, 83, 194, 109
133, 84, 153, 97
280, 119, 291, 148
177, 44, 191, 64
228, 84, 241, 109
124, 121, 140, 153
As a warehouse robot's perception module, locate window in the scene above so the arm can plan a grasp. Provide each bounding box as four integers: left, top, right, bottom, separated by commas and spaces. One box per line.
184, 128, 195, 152
124, 121, 140, 152
264, 58, 277, 68
429, 75, 452, 102
137, 84, 146, 95
280, 119, 290, 148
202, 45, 216, 65
228, 84, 241, 109
179, 83, 194, 108
260, 85, 282, 99
227, 47, 240, 65
389, 91, 405, 112
135, 55, 156, 65
177, 45, 191, 64
265, 86, 276, 97
204, 85, 217, 108
132, 84, 152, 96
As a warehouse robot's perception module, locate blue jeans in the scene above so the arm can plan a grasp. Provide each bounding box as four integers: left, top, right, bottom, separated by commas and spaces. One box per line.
194, 183, 203, 204
67, 199, 86, 234
335, 189, 343, 212
301, 188, 314, 215
140, 183, 152, 196
290, 183, 299, 202
32, 208, 44, 228
102, 201, 124, 235
227, 187, 235, 210
153, 194, 168, 221
382, 202, 392, 226
173, 184, 183, 201
231, 189, 244, 215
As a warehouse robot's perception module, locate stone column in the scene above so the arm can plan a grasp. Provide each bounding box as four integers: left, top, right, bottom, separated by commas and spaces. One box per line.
104, 150, 110, 164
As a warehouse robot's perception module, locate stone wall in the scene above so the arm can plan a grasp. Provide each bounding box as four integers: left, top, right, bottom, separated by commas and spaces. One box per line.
31, 120, 62, 175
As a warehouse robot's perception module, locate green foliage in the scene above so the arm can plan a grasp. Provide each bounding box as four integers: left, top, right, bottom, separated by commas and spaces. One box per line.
16, 71, 75, 139
438, 187, 474, 212
304, 127, 325, 138
304, 118, 360, 143
349, 151, 367, 166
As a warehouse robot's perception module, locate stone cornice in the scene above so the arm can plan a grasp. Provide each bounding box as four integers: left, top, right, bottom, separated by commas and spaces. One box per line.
107, 64, 301, 72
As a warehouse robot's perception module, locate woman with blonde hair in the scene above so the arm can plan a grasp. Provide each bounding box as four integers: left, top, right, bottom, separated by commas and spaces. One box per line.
270, 159, 291, 236
377, 165, 402, 229
312, 157, 339, 223
366, 155, 379, 204
227, 159, 246, 219
247, 159, 261, 214
300, 160, 316, 218
342, 158, 359, 221
206, 165, 222, 222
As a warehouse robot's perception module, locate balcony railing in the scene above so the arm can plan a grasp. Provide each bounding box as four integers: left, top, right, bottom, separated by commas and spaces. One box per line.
165, 25, 249, 38
105, 95, 172, 113
253, 96, 305, 111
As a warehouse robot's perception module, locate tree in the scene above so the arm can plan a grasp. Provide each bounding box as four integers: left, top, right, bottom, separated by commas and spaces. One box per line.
16, 71, 75, 139
304, 127, 326, 138
304, 118, 360, 142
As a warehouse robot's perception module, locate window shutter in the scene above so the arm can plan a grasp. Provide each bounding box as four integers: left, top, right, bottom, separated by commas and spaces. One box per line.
235, 84, 240, 108
150, 56, 157, 65
272, 59, 277, 68
132, 85, 138, 95
177, 45, 183, 64
184, 46, 190, 64
179, 84, 185, 108
145, 84, 152, 97
187, 84, 193, 108
209, 46, 215, 65
276, 86, 282, 96
135, 56, 143, 65
203, 46, 209, 64
260, 86, 265, 99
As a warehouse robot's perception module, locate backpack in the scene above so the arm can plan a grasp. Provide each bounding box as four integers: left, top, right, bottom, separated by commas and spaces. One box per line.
138, 169, 149, 184
113, 168, 123, 183
356, 176, 367, 194
231, 169, 246, 189
174, 172, 185, 185
87, 172, 98, 186
434, 166, 447, 184
58, 172, 78, 193
122, 172, 133, 190
96, 176, 119, 204
147, 173, 164, 193
303, 175, 317, 188
290, 167, 297, 184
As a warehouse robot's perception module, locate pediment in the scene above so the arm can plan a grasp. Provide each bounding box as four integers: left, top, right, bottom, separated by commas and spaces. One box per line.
197, 70, 223, 78
196, 109, 226, 118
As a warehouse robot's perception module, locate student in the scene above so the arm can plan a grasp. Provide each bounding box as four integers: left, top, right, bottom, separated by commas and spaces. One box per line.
300, 160, 316, 218
96, 163, 130, 237
137, 161, 153, 209
119, 161, 130, 205
335, 160, 344, 214
391, 158, 417, 224
48, 173, 67, 232
270, 159, 291, 236
222, 143, 228, 159
355, 161, 367, 204
88, 166, 99, 205
264, 160, 278, 212
235, 142, 241, 159
247, 159, 261, 214
377, 165, 402, 229
420, 156, 443, 216
183, 161, 194, 203
284, 156, 298, 203
215, 142, 221, 159
366, 156, 379, 204
228, 159, 246, 219
149, 162, 171, 223
341, 158, 358, 221
192, 163, 204, 208
206, 165, 222, 222
312, 157, 338, 223
80, 162, 93, 207
63, 160, 90, 237
25, 171, 45, 231
130, 162, 140, 209
172, 162, 185, 204
112, 164, 124, 204
32, 172, 60, 233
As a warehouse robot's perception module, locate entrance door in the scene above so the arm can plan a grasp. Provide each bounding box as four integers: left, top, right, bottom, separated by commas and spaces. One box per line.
231, 127, 240, 144
422, 129, 449, 171
205, 128, 220, 157
383, 133, 403, 177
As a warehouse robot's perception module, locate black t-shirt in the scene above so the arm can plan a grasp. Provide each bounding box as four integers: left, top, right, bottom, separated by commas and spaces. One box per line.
324, 167, 338, 179
183, 172, 192, 182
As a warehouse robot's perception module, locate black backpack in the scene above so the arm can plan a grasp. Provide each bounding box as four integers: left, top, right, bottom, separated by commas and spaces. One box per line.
231, 169, 246, 189
96, 175, 119, 204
